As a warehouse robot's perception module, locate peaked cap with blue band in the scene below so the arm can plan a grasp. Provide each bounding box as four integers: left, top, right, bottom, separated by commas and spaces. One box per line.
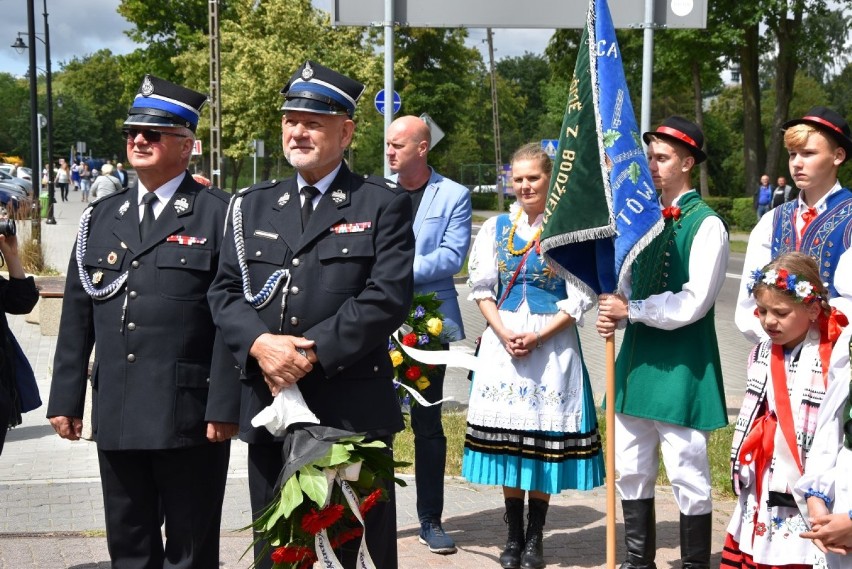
125, 75, 208, 132
280, 61, 365, 117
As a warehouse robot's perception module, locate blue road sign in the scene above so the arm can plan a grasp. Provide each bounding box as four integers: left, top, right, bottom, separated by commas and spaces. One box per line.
541, 139, 559, 158
375, 89, 402, 115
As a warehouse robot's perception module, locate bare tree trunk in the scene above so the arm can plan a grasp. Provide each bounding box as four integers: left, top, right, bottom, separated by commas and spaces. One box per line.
692, 60, 709, 197
766, 6, 803, 180
229, 158, 243, 192
740, 23, 765, 197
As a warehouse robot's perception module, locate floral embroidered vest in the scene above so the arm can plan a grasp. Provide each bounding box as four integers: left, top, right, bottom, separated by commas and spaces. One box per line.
495, 214, 567, 314
770, 188, 852, 298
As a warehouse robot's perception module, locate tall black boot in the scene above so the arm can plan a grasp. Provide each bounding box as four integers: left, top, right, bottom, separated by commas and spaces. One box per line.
520, 498, 548, 569
621, 498, 657, 569
500, 498, 525, 569
679, 512, 711, 569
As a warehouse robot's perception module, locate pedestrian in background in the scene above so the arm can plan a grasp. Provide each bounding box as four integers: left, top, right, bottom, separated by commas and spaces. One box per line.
755, 174, 773, 219
386, 114, 472, 556
464, 143, 604, 569
79, 162, 92, 203
771, 175, 796, 208
89, 163, 122, 202
47, 74, 238, 569
55, 159, 70, 202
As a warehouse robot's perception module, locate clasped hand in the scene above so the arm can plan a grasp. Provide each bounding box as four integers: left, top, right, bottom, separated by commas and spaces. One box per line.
498, 330, 536, 359
596, 293, 628, 338
250, 333, 318, 395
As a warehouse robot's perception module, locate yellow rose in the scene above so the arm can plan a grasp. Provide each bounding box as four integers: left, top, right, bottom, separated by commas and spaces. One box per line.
390, 350, 403, 367
426, 317, 443, 336
415, 376, 431, 390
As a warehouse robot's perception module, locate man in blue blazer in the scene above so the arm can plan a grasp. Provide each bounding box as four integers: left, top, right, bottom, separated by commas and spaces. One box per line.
387, 115, 473, 554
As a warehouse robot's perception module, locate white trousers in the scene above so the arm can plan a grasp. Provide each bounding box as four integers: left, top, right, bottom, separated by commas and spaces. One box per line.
614, 413, 713, 515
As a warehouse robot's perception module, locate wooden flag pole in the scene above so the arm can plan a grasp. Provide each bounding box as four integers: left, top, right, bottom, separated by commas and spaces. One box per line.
606, 334, 617, 569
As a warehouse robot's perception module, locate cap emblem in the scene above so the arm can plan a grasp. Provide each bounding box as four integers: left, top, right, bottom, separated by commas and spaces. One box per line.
301, 62, 314, 81
140, 76, 155, 97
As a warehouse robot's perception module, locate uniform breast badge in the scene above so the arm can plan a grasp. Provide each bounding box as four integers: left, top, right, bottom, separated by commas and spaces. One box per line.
331, 189, 347, 204
166, 235, 208, 246
118, 201, 130, 217
277, 193, 290, 207
107, 252, 118, 265
92, 270, 104, 285
174, 197, 190, 214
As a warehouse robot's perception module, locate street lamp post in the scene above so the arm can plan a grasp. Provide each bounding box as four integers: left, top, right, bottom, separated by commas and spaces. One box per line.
11, 0, 55, 230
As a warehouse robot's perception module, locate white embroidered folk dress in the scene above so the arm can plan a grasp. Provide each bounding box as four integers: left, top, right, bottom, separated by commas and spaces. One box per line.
727, 331, 827, 568
462, 204, 603, 493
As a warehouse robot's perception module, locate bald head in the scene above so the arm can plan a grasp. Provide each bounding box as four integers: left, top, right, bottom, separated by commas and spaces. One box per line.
386, 116, 432, 189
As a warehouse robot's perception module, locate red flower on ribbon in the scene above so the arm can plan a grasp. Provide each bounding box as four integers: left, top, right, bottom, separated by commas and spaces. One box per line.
300, 504, 345, 535
360, 488, 384, 515
330, 526, 364, 548
402, 333, 418, 347
405, 365, 422, 380
776, 268, 789, 288
271, 545, 316, 564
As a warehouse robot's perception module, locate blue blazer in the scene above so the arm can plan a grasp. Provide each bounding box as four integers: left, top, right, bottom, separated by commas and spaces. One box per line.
393, 168, 472, 341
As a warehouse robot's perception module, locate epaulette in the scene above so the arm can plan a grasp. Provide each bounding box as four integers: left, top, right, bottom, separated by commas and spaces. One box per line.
361, 174, 404, 194
238, 179, 280, 196
205, 185, 231, 204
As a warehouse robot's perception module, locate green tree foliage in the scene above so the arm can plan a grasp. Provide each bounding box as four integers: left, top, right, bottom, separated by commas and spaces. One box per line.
172, 0, 380, 188
496, 53, 551, 153
53, 50, 128, 162
0, 74, 30, 159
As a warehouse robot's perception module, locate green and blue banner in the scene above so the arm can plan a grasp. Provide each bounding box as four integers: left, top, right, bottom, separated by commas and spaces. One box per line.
540, 0, 662, 298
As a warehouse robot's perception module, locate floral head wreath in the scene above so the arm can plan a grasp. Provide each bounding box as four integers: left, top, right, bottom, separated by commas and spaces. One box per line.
746, 266, 827, 303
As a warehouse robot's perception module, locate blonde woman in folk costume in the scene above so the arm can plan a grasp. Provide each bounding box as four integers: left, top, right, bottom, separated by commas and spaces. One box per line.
463, 142, 604, 569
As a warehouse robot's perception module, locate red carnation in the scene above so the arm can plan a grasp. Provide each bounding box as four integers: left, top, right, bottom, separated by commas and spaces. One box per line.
360, 489, 384, 515
330, 526, 364, 548
405, 366, 422, 380
301, 504, 345, 535
271, 545, 315, 564
402, 333, 418, 347
776, 269, 789, 288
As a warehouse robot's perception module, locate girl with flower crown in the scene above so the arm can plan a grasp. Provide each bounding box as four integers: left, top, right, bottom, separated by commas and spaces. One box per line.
724, 251, 848, 569
463, 143, 604, 569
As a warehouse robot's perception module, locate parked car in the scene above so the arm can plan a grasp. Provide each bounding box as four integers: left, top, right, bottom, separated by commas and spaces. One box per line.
0, 181, 32, 216
0, 169, 32, 195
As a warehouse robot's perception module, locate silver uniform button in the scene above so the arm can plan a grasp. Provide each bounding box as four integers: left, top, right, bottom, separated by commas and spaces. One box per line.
127, 354, 136, 362
131, 260, 139, 268
342, 248, 349, 254
291, 286, 299, 295
256, 251, 262, 257
129, 291, 138, 299
337, 366, 344, 372
180, 258, 187, 264
373, 366, 379, 372
292, 258, 300, 266
290, 317, 299, 326
127, 323, 136, 331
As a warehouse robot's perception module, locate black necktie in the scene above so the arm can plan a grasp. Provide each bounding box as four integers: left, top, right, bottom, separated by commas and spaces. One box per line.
301, 186, 320, 230
140, 192, 158, 240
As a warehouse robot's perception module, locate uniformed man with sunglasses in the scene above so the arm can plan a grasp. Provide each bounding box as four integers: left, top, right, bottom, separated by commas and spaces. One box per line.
47, 75, 238, 569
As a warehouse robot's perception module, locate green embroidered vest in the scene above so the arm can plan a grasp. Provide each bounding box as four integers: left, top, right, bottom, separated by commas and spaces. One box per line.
614, 191, 728, 430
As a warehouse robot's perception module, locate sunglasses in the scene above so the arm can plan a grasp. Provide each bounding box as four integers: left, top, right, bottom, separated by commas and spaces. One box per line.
122, 128, 188, 143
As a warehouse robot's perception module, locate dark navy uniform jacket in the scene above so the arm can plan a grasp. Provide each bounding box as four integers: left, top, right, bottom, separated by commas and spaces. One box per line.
47, 173, 238, 450
207, 162, 414, 444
